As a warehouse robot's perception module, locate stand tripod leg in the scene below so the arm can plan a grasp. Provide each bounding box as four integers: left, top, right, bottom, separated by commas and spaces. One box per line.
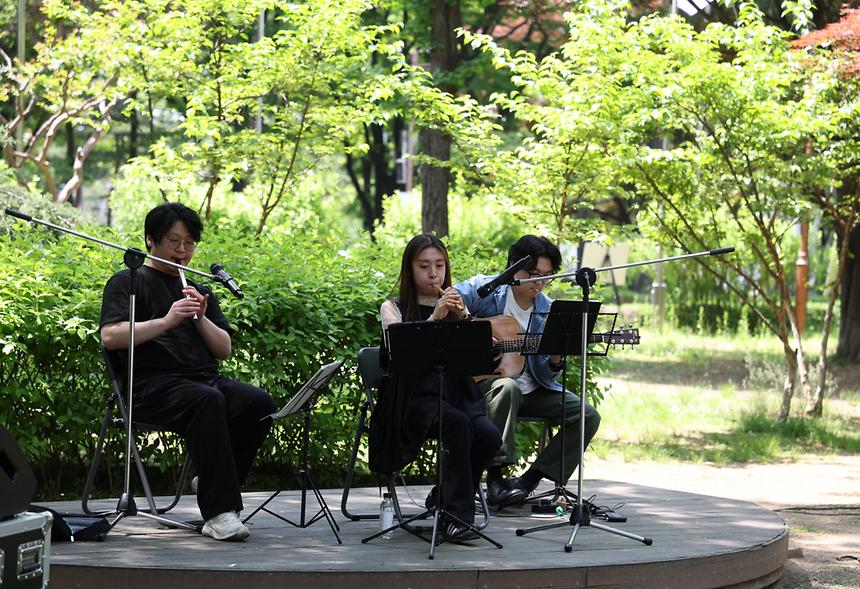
590, 521, 653, 544
429, 507, 442, 560
442, 511, 504, 549
564, 521, 652, 553
107, 496, 197, 532
517, 276, 654, 552
564, 522, 582, 551
242, 490, 282, 523
515, 519, 570, 536
243, 405, 341, 544
305, 470, 342, 544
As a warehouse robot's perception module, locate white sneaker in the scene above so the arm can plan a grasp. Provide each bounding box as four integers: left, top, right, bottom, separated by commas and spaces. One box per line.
201, 511, 250, 541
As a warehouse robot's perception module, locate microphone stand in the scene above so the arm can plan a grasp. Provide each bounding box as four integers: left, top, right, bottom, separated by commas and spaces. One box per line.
4, 208, 233, 533
513, 246, 733, 552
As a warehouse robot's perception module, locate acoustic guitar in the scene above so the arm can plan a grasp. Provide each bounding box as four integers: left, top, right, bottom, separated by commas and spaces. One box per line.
474, 315, 640, 380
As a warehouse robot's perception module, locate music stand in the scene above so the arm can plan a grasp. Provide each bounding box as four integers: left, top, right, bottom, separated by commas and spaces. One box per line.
515, 279, 652, 551
243, 360, 343, 544
361, 320, 503, 559
520, 300, 599, 508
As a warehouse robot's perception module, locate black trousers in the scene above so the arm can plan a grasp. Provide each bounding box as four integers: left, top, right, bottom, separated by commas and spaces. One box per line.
133, 372, 275, 521
413, 399, 501, 524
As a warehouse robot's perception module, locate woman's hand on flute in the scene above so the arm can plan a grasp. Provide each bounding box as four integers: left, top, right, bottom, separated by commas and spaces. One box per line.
433, 286, 465, 320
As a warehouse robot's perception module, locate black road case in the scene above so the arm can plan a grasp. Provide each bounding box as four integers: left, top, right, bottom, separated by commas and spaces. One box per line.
0, 511, 52, 589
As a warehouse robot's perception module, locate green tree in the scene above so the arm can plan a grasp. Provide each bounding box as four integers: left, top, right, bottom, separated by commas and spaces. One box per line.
617, 5, 844, 420
1, 0, 132, 201
468, 1, 852, 420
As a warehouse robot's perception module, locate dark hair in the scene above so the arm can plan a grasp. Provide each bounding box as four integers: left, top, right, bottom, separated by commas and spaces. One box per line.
507, 235, 562, 272
143, 202, 203, 251
396, 234, 451, 321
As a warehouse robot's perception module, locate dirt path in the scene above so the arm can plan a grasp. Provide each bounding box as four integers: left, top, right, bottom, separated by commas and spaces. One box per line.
590, 455, 860, 588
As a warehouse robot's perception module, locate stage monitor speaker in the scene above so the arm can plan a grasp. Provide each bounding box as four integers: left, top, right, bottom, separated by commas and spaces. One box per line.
0, 426, 36, 520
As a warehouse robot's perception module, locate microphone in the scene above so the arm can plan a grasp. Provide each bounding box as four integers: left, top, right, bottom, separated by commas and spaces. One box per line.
477, 255, 534, 298
709, 247, 735, 256
210, 263, 244, 299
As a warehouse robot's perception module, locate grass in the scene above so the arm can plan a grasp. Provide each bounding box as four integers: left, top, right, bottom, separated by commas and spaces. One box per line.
590, 327, 860, 465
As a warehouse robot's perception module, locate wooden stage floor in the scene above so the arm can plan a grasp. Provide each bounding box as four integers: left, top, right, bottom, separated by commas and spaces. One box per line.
45, 479, 787, 589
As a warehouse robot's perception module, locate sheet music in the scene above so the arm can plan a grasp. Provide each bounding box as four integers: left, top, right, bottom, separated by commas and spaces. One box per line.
267, 360, 343, 420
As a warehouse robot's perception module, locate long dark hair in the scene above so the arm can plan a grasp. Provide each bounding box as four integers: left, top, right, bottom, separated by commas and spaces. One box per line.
396, 234, 452, 321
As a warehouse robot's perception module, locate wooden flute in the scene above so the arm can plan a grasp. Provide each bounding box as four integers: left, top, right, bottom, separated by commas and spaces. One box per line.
177, 268, 199, 320
437, 285, 463, 310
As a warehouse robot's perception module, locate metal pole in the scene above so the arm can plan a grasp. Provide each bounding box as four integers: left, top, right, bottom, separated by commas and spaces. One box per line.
16, 0, 26, 151
649, 0, 678, 332
256, 10, 265, 133
796, 221, 809, 332
650, 243, 667, 332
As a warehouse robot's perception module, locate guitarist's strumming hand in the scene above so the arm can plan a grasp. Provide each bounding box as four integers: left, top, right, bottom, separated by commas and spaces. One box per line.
431, 287, 466, 320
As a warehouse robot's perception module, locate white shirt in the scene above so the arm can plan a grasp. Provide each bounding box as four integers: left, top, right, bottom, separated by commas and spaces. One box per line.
503, 286, 540, 394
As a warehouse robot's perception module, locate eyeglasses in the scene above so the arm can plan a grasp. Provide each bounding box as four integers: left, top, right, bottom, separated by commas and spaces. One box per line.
526, 271, 554, 284
164, 235, 197, 251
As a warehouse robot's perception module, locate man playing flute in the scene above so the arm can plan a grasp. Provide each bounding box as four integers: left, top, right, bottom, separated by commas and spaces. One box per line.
99, 202, 274, 541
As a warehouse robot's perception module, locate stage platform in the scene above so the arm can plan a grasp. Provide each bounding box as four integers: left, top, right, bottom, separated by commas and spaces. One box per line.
44, 479, 787, 589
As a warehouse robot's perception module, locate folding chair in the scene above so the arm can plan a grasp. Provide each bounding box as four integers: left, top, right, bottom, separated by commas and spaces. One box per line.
340, 346, 403, 521
82, 347, 191, 516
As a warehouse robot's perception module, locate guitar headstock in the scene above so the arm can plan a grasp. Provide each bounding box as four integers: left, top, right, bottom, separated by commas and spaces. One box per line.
593, 327, 640, 346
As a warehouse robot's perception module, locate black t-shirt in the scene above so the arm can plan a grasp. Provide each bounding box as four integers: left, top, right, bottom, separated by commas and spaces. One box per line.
99, 265, 233, 377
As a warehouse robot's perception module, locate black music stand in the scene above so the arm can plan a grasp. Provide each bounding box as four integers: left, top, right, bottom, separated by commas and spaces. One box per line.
361, 320, 503, 559
521, 300, 600, 508
515, 283, 652, 551
243, 360, 343, 544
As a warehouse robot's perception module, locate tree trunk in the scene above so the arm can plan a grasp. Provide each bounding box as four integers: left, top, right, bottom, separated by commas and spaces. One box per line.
129, 107, 139, 160
778, 343, 798, 422
809, 286, 837, 417
419, 128, 450, 236
345, 120, 399, 237
420, 0, 461, 238
837, 223, 860, 361
811, 210, 857, 416
65, 122, 75, 168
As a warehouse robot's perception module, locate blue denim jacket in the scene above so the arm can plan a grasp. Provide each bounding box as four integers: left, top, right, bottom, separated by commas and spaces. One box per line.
454, 274, 563, 392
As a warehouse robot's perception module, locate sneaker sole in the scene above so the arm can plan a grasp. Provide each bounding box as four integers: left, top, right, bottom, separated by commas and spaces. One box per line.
201, 526, 250, 541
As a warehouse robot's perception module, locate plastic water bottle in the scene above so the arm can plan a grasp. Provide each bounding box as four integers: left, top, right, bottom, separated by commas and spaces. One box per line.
380, 492, 395, 539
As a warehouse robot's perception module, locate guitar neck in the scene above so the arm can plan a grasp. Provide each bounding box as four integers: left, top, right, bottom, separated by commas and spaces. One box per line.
494, 330, 639, 353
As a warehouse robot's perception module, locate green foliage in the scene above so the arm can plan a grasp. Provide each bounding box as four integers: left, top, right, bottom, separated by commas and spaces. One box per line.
0, 224, 118, 498
461, 22, 617, 243
373, 190, 525, 260
0, 179, 87, 236
592, 327, 858, 464
0, 216, 393, 497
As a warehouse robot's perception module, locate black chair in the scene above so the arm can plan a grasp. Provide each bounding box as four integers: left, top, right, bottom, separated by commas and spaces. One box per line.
340, 347, 403, 521
341, 346, 491, 529
82, 347, 191, 516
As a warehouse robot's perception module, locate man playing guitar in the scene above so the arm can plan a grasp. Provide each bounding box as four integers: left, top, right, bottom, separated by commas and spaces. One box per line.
455, 235, 602, 508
